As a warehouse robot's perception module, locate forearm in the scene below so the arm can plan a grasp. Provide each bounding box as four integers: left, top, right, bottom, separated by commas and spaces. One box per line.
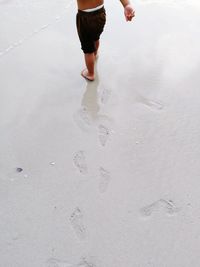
120, 0, 131, 7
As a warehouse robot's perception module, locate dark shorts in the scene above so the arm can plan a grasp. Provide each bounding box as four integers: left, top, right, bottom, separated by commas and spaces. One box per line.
76, 7, 106, 54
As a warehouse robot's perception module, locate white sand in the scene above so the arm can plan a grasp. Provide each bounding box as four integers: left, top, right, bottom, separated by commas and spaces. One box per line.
0, 0, 200, 266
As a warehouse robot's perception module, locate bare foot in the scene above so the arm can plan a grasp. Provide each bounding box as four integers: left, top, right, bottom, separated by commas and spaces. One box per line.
81, 69, 95, 81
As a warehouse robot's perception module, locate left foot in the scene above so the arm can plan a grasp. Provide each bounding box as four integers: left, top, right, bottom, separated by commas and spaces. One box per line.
81, 69, 95, 81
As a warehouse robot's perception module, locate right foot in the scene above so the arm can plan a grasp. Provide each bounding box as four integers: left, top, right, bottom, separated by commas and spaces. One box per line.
81, 69, 95, 81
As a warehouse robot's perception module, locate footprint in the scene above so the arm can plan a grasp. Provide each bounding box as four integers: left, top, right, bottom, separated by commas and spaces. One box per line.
99, 167, 111, 193
140, 199, 179, 218
144, 99, 164, 110
98, 124, 110, 147
73, 106, 92, 131
77, 258, 96, 267
73, 151, 87, 175
100, 88, 111, 105
69, 208, 86, 241
160, 199, 180, 215
46, 258, 73, 267
140, 202, 158, 217
137, 95, 164, 111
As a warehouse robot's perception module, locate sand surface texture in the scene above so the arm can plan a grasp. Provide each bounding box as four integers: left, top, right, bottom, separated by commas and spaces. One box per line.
0, 0, 200, 266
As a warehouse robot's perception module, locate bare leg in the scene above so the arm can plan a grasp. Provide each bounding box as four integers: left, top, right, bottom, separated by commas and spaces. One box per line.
81, 53, 95, 81
81, 40, 100, 81
94, 40, 99, 58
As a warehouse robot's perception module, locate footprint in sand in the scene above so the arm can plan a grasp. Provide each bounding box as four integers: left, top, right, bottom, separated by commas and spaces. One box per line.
77, 258, 96, 267
144, 99, 164, 110
99, 167, 111, 193
73, 106, 92, 131
69, 207, 86, 241
140, 199, 180, 218
98, 124, 110, 147
73, 151, 87, 175
100, 88, 111, 105
137, 95, 164, 111
46, 258, 73, 267
46, 258, 96, 267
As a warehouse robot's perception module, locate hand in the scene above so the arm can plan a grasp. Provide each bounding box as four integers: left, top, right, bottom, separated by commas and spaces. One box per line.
124, 4, 135, 21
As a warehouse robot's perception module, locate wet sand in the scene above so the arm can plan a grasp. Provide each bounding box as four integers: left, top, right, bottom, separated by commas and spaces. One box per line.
0, 0, 200, 266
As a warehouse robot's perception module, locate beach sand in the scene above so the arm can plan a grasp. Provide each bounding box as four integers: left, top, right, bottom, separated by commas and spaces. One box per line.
0, 0, 200, 266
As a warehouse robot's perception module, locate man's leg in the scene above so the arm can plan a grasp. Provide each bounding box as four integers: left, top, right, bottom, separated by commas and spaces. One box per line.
81, 40, 100, 81
81, 52, 95, 81
94, 40, 99, 57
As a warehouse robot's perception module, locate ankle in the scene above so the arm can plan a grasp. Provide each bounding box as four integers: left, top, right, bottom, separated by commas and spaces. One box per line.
88, 70, 94, 76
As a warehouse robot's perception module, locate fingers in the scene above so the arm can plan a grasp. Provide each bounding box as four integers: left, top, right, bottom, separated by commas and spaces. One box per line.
124, 5, 135, 21
126, 12, 135, 21
126, 13, 135, 21
130, 10, 135, 20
